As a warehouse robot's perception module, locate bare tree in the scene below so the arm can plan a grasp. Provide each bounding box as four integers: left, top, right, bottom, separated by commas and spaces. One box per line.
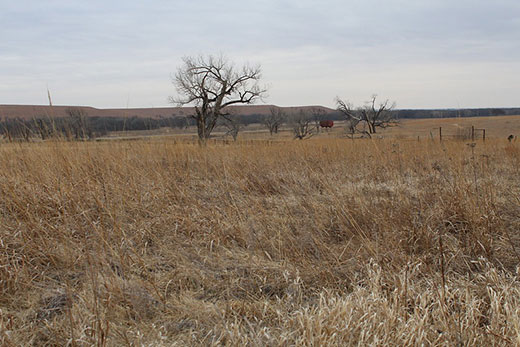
336, 95, 397, 137
170, 55, 267, 144
291, 110, 314, 140
344, 117, 361, 139
263, 107, 285, 135
311, 108, 326, 134
221, 114, 246, 141
360, 95, 397, 134
337, 99, 362, 138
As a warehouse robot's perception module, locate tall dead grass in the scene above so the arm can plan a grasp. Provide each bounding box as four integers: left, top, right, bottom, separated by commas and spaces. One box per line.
1, 138, 520, 345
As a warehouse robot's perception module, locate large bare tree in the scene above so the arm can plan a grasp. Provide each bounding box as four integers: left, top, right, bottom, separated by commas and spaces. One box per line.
336, 95, 397, 137
170, 55, 267, 144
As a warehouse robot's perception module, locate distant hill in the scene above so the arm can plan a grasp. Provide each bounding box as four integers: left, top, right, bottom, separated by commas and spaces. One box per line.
1, 104, 519, 122
0, 104, 336, 120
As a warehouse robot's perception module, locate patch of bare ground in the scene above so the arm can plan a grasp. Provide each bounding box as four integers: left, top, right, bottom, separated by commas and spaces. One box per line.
1, 138, 520, 345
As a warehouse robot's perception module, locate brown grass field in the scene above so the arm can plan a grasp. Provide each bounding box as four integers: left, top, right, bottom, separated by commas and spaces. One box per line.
1, 118, 520, 345
384, 115, 520, 139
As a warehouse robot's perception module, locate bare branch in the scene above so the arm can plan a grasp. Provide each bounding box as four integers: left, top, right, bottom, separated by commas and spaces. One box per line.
263, 107, 286, 135
290, 110, 314, 140
170, 55, 267, 143
336, 95, 397, 136
220, 113, 246, 141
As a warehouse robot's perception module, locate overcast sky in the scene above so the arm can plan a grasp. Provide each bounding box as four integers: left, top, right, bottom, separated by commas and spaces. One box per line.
1, 0, 519, 109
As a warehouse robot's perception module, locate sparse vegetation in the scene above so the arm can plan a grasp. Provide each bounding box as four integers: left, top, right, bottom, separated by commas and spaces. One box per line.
1, 137, 520, 345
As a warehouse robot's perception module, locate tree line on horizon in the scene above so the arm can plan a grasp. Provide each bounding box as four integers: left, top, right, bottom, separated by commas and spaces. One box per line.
0, 104, 517, 143
0, 107, 339, 142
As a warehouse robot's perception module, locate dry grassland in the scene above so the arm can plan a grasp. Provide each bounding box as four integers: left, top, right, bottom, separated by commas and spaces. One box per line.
382, 115, 520, 139
100, 114, 520, 142
1, 138, 520, 345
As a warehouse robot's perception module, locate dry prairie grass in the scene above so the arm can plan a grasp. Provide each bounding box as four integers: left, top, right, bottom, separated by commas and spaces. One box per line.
1, 138, 520, 346
370, 115, 520, 139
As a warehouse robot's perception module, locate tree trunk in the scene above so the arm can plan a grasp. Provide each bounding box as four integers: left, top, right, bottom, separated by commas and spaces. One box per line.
197, 117, 207, 144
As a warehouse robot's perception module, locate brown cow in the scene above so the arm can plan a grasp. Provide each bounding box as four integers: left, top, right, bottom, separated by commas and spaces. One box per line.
319, 120, 334, 128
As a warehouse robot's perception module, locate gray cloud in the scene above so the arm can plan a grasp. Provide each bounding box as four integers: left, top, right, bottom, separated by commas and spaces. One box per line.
1, 0, 519, 108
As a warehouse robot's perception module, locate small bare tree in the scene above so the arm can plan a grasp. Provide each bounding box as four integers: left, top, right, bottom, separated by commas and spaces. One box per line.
360, 95, 397, 134
344, 117, 361, 139
263, 107, 285, 135
170, 55, 267, 144
221, 114, 246, 141
291, 110, 314, 140
312, 108, 326, 134
336, 95, 397, 137
337, 99, 362, 138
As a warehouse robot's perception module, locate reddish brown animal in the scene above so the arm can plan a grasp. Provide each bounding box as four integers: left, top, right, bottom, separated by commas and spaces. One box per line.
319, 120, 334, 128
